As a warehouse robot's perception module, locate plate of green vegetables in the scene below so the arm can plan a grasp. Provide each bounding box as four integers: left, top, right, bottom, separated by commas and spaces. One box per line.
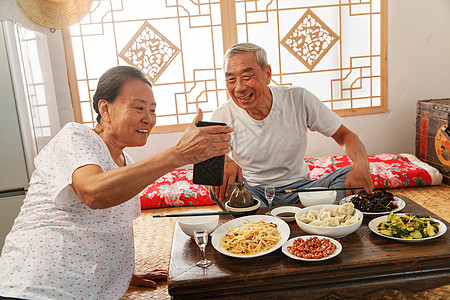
368, 212, 447, 242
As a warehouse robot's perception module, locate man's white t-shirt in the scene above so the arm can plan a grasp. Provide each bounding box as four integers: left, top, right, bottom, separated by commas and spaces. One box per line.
0, 122, 141, 299
211, 86, 343, 187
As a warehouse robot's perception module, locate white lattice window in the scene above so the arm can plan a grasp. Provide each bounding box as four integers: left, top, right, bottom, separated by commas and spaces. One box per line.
63, 0, 387, 133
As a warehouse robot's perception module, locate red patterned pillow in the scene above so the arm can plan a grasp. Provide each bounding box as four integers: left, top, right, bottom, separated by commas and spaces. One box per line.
140, 154, 437, 209
140, 168, 214, 209
304, 154, 433, 189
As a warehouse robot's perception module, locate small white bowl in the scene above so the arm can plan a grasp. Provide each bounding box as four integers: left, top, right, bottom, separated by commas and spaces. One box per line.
225, 198, 261, 218
298, 189, 337, 207
177, 209, 219, 238
271, 206, 302, 222
295, 204, 363, 238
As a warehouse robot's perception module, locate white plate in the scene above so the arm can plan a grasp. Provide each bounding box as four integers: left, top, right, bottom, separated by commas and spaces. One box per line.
211, 215, 290, 258
368, 214, 447, 242
271, 206, 302, 222
282, 235, 342, 261
339, 195, 405, 216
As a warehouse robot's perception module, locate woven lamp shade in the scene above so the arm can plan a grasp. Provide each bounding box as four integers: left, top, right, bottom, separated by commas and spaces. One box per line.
17, 0, 94, 29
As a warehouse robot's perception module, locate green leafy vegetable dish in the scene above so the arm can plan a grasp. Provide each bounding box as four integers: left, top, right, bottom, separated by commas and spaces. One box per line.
377, 212, 440, 239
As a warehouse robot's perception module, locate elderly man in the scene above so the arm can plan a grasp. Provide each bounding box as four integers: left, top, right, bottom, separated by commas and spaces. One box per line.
210, 42, 374, 208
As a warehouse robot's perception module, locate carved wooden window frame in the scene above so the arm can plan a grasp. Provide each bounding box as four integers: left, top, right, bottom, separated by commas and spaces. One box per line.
63, 0, 387, 133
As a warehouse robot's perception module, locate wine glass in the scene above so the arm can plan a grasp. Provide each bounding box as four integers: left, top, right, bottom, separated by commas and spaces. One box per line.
265, 187, 275, 215
194, 229, 212, 268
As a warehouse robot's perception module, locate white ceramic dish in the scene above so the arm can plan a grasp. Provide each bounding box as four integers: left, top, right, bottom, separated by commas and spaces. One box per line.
211, 215, 290, 258
368, 214, 447, 242
177, 209, 219, 238
282, 235, 342, 261
271, 206, 302, 222
295, 204, 363, 238
339, 195, 405, 216
298, 189, 337, 207
225, 198, 261, 217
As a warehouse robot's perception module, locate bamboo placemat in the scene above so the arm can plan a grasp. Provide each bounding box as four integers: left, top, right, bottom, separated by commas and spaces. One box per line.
122, 184, 450, 300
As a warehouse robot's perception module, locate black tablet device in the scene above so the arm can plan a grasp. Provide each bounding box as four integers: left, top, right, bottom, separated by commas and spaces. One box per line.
193, 121, 227, 186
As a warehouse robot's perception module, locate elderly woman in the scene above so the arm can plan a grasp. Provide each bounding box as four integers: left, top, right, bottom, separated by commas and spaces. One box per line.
0, 66, 233, 299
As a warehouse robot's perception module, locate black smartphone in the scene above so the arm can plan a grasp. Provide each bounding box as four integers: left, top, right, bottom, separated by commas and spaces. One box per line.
193, 121, 227, 186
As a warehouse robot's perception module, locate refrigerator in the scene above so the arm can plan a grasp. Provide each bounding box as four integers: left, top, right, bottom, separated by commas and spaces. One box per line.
0, 20, 60, 250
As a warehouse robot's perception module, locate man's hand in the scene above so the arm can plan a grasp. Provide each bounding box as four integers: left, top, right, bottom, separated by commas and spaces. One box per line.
332, 125, 374, 195
130, 269, 168, 288
345, 163, 374, 195
212, 155, 243, 203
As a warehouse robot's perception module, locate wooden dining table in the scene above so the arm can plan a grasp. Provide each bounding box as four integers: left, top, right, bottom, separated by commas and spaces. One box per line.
167, 195, 450, 299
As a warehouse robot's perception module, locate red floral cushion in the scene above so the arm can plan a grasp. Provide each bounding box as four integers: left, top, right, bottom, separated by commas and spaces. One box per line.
305, 153, 433, 189
140, 154, 438, 209
140, 168, 214, 209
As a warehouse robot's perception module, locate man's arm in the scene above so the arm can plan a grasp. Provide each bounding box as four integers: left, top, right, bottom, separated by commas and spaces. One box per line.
331, 125, 374, 194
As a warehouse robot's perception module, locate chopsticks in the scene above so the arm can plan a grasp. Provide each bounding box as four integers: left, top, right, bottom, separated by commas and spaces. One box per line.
153, 211, 236, 218
280, 187, 364, 193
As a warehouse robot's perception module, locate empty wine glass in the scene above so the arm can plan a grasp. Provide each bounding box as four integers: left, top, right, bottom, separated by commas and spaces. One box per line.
265, 187, 275, 215
194, 229, 212, 268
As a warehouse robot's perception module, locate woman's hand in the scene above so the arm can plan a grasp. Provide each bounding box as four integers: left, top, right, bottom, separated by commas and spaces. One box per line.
130, 269, 168, 288
174, 109, 234, 166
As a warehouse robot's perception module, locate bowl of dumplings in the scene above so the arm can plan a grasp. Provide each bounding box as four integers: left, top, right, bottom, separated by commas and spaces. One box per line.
295, 203, 363, 238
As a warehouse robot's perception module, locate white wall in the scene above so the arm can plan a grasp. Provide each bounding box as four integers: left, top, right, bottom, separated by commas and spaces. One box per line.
307, 0, 450, 157
2, 0, 450, 161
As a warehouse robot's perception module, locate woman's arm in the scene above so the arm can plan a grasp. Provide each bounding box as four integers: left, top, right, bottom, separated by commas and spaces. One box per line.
71, 113, 233, 209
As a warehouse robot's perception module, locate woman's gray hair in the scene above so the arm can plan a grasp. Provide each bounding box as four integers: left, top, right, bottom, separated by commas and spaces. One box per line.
223, 43, 268, 70
93, 66, 152, 123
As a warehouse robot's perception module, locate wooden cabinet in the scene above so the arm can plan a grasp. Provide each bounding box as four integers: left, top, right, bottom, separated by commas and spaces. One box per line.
416, 99, 450, 184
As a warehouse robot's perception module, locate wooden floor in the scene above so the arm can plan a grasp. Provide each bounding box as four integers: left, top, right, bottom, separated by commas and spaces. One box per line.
123, 184, 450, 300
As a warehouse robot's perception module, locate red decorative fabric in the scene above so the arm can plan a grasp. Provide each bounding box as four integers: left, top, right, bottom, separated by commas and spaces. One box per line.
140, 154, 434, 209
304, 153, 432, 189
139, 168, 214, 209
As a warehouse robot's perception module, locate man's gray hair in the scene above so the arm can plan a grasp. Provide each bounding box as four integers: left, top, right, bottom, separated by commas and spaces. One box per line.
223, 43, 268, 70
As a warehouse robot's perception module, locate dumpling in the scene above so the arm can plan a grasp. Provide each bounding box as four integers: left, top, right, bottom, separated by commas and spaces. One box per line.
335, 214, 346, 223
343, 219, 356, 226
338, 203, 355, 216
322, 206, 337, 217
298, 214, 314, 224
323, 217, 339, 227
306, 209, 319, 219
309, 220, 326, 227
318, 210, 332, 221
343, 214, 360, 226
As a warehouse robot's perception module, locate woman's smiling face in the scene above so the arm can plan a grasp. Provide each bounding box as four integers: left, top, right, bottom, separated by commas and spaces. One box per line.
104, 78, 156, 148
224, 51, 272, 114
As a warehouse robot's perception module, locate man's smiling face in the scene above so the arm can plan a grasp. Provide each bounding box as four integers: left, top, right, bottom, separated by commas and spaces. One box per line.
224, 51, 272, 114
